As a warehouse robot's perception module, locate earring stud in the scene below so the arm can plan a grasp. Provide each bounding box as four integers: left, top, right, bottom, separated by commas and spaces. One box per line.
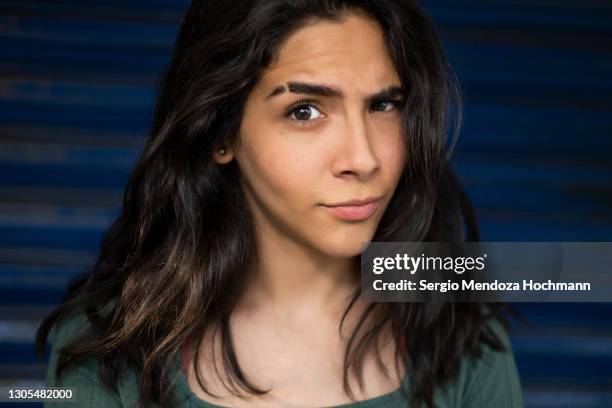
218, 147, 226, 155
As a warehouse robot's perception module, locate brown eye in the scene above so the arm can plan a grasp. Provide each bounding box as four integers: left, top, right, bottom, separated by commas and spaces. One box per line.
370, 100, 402, 112
285, 101, 323, 124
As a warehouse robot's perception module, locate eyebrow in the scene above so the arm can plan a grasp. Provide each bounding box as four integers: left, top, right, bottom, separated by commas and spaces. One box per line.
265, 81, 404, 105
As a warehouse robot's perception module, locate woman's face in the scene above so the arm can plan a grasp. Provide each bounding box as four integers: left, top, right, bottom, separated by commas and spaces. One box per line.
222, 12, 407, 258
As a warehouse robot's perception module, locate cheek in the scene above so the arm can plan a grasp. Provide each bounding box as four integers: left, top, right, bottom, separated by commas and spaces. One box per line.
375, 123, 407, 179
242, 131, 323, 206
387, 139, 407, 177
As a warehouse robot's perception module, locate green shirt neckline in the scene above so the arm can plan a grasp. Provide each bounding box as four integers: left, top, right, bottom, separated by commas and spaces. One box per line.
170, 351, 411, 408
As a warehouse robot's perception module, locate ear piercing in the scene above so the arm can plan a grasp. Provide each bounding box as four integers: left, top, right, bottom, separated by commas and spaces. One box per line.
218, 147, 226, 155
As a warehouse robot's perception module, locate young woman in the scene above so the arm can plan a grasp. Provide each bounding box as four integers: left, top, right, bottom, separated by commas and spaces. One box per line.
36, 0, 523, 407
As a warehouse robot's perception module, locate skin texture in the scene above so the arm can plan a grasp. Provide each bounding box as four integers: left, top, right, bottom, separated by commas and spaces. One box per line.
194, 12, 407, 407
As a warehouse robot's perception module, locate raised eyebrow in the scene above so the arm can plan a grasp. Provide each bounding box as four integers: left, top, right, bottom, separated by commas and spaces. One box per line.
265, 82, 404, 103
266, 82, 343, 100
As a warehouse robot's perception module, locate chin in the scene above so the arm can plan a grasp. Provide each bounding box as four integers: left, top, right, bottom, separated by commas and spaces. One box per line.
319, 228, 376, 259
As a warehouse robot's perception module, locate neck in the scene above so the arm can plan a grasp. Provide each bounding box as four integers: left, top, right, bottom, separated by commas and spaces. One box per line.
239, 228, 361, 324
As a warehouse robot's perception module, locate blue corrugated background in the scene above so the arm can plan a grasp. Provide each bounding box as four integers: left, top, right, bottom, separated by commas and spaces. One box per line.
0, 1, 611, 407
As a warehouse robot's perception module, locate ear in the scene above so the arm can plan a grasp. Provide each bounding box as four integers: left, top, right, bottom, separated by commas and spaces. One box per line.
212, 144, 234, 164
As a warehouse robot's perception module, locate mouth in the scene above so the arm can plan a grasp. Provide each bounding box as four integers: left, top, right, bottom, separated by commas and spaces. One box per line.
321, 196, 381, 221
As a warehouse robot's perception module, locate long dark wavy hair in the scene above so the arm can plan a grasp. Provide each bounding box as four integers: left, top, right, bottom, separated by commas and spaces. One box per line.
36, 1, 512, 407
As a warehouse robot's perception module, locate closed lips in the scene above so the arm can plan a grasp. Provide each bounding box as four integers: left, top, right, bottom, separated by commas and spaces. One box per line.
325, 197, 381, 207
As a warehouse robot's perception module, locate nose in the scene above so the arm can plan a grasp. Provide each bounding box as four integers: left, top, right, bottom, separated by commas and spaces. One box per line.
332, 112, 381, 179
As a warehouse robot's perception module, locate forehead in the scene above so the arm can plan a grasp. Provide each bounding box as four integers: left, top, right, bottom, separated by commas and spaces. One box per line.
256, 12, 400, 95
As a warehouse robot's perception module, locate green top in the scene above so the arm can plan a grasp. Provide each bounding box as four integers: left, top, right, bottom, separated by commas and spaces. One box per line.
44, 312, 523, 408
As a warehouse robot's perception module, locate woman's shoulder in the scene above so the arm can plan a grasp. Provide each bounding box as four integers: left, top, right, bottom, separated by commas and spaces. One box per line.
44, 309, 142, 407
438, 315, 524, 408
47, 309, 103, 380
